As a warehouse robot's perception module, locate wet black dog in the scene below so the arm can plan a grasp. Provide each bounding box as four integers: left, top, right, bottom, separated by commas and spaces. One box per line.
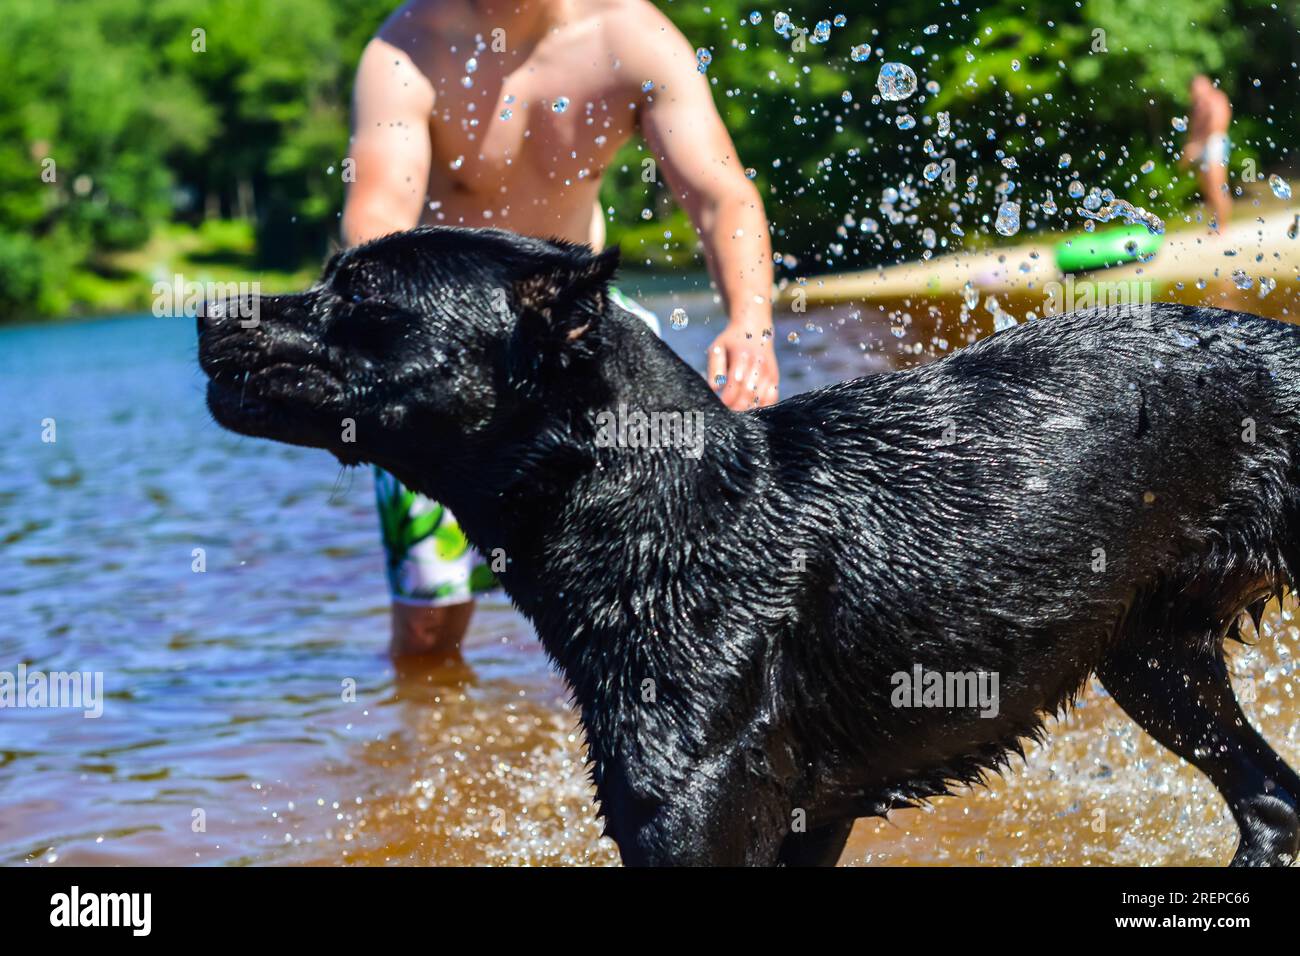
199, 226, 1300, 866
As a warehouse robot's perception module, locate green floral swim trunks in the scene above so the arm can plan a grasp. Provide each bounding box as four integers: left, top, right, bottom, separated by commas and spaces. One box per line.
374, 287, 660, 605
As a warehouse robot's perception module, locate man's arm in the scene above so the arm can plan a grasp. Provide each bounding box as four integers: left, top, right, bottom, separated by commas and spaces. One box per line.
342, 38, 435, 246
628, 15, 779, 409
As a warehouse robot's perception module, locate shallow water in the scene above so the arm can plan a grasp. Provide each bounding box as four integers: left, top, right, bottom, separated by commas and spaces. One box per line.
2, 286, 1299, 866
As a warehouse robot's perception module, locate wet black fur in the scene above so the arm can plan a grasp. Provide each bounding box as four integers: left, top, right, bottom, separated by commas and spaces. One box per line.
199, 226, 1300, 866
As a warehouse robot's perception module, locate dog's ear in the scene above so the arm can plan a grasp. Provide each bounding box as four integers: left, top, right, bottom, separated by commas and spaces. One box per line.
507, 247, 619, 388
512, 246, 619, 339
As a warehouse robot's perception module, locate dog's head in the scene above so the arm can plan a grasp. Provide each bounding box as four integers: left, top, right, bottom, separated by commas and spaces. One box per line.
198, 226, 621, 481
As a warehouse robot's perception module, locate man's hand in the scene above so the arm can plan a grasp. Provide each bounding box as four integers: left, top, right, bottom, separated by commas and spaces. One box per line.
708, 323, 779, 410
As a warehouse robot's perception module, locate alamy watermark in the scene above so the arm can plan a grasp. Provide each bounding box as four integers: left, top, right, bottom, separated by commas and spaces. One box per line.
594, 403, 706, 459
1043, 276, 1153, 317
50, 886, 150, 936
0, 664, 104, 718
153, 274, 261, 327
891, 664, 1000, 718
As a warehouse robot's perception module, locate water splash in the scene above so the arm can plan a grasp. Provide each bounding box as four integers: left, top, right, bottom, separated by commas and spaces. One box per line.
1078, 199, 1166, 236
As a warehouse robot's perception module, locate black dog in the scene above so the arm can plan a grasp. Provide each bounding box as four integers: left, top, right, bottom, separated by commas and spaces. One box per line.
199, 226, 1300, 866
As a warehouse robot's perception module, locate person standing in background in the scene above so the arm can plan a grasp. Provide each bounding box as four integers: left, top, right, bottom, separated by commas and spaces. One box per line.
342, 0, 779, 659
1182, 74, 1233, 234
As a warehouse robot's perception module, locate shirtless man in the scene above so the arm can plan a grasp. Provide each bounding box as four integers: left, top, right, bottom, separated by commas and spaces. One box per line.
1181, 74, 1233, 233
342, 0, 778, 658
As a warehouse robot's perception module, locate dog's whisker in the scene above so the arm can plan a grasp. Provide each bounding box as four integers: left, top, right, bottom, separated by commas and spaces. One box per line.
327, 464, 354, 504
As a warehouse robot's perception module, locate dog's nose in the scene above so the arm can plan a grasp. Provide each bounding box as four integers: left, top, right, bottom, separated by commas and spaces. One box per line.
197, 293, 260, 335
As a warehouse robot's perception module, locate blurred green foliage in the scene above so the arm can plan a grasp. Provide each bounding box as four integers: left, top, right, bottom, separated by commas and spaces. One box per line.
0, 0, 1296, 319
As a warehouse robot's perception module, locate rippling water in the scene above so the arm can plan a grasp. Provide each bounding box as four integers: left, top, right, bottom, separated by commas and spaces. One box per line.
2, 288, 1298, 866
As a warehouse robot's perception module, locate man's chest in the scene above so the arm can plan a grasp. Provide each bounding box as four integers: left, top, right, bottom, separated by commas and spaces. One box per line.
423, 48, 638, 190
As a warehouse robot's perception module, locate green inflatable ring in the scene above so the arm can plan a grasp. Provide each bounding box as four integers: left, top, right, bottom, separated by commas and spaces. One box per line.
1054, 225, 1164, 273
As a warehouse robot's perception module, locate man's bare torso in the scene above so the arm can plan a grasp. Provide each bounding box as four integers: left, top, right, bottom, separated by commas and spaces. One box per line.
377, 0, 650, 246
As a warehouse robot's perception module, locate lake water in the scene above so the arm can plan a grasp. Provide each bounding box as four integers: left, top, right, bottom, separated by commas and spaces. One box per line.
2, 287, 1297, 866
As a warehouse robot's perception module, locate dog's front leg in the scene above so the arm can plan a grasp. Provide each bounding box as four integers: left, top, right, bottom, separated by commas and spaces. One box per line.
601, 772, 790, 866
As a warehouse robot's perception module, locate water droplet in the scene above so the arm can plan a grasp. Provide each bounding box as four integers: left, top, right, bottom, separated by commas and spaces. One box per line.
995, 201, 1021, 236
923, 162, 941, 182
500, 109, 513, 120
1259, 276, 1277, 298
876, 62, 918, 101
833, 14, 847, 27
786, 331, 799, 344
450, 155, 464, 170
851, 44, 871, 63
640, 208, 653, 220
812, 20, 831, 44
552, 97, 570, 113
1067, 180, 1084, 199
695, 48, 713, 73
1269, 174, 1292, 201
1058, 153, 1072, 169
937, 112, 951, 137
924, 24, 939, 35
896, 114, 916, 130
669, 308, 689, 330
744, 167, 757, 180
641, 80, 655, 92
465, 57, 478, 74
841, 90, 852, 103
461, 76, 473, 89
963, 281, 980, 310
1140, 160, 1155, 174
773, 11, 792, 37
749, 11, 762, 25
1233, 270, 1254, 290
1172, 116, 1188, 132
